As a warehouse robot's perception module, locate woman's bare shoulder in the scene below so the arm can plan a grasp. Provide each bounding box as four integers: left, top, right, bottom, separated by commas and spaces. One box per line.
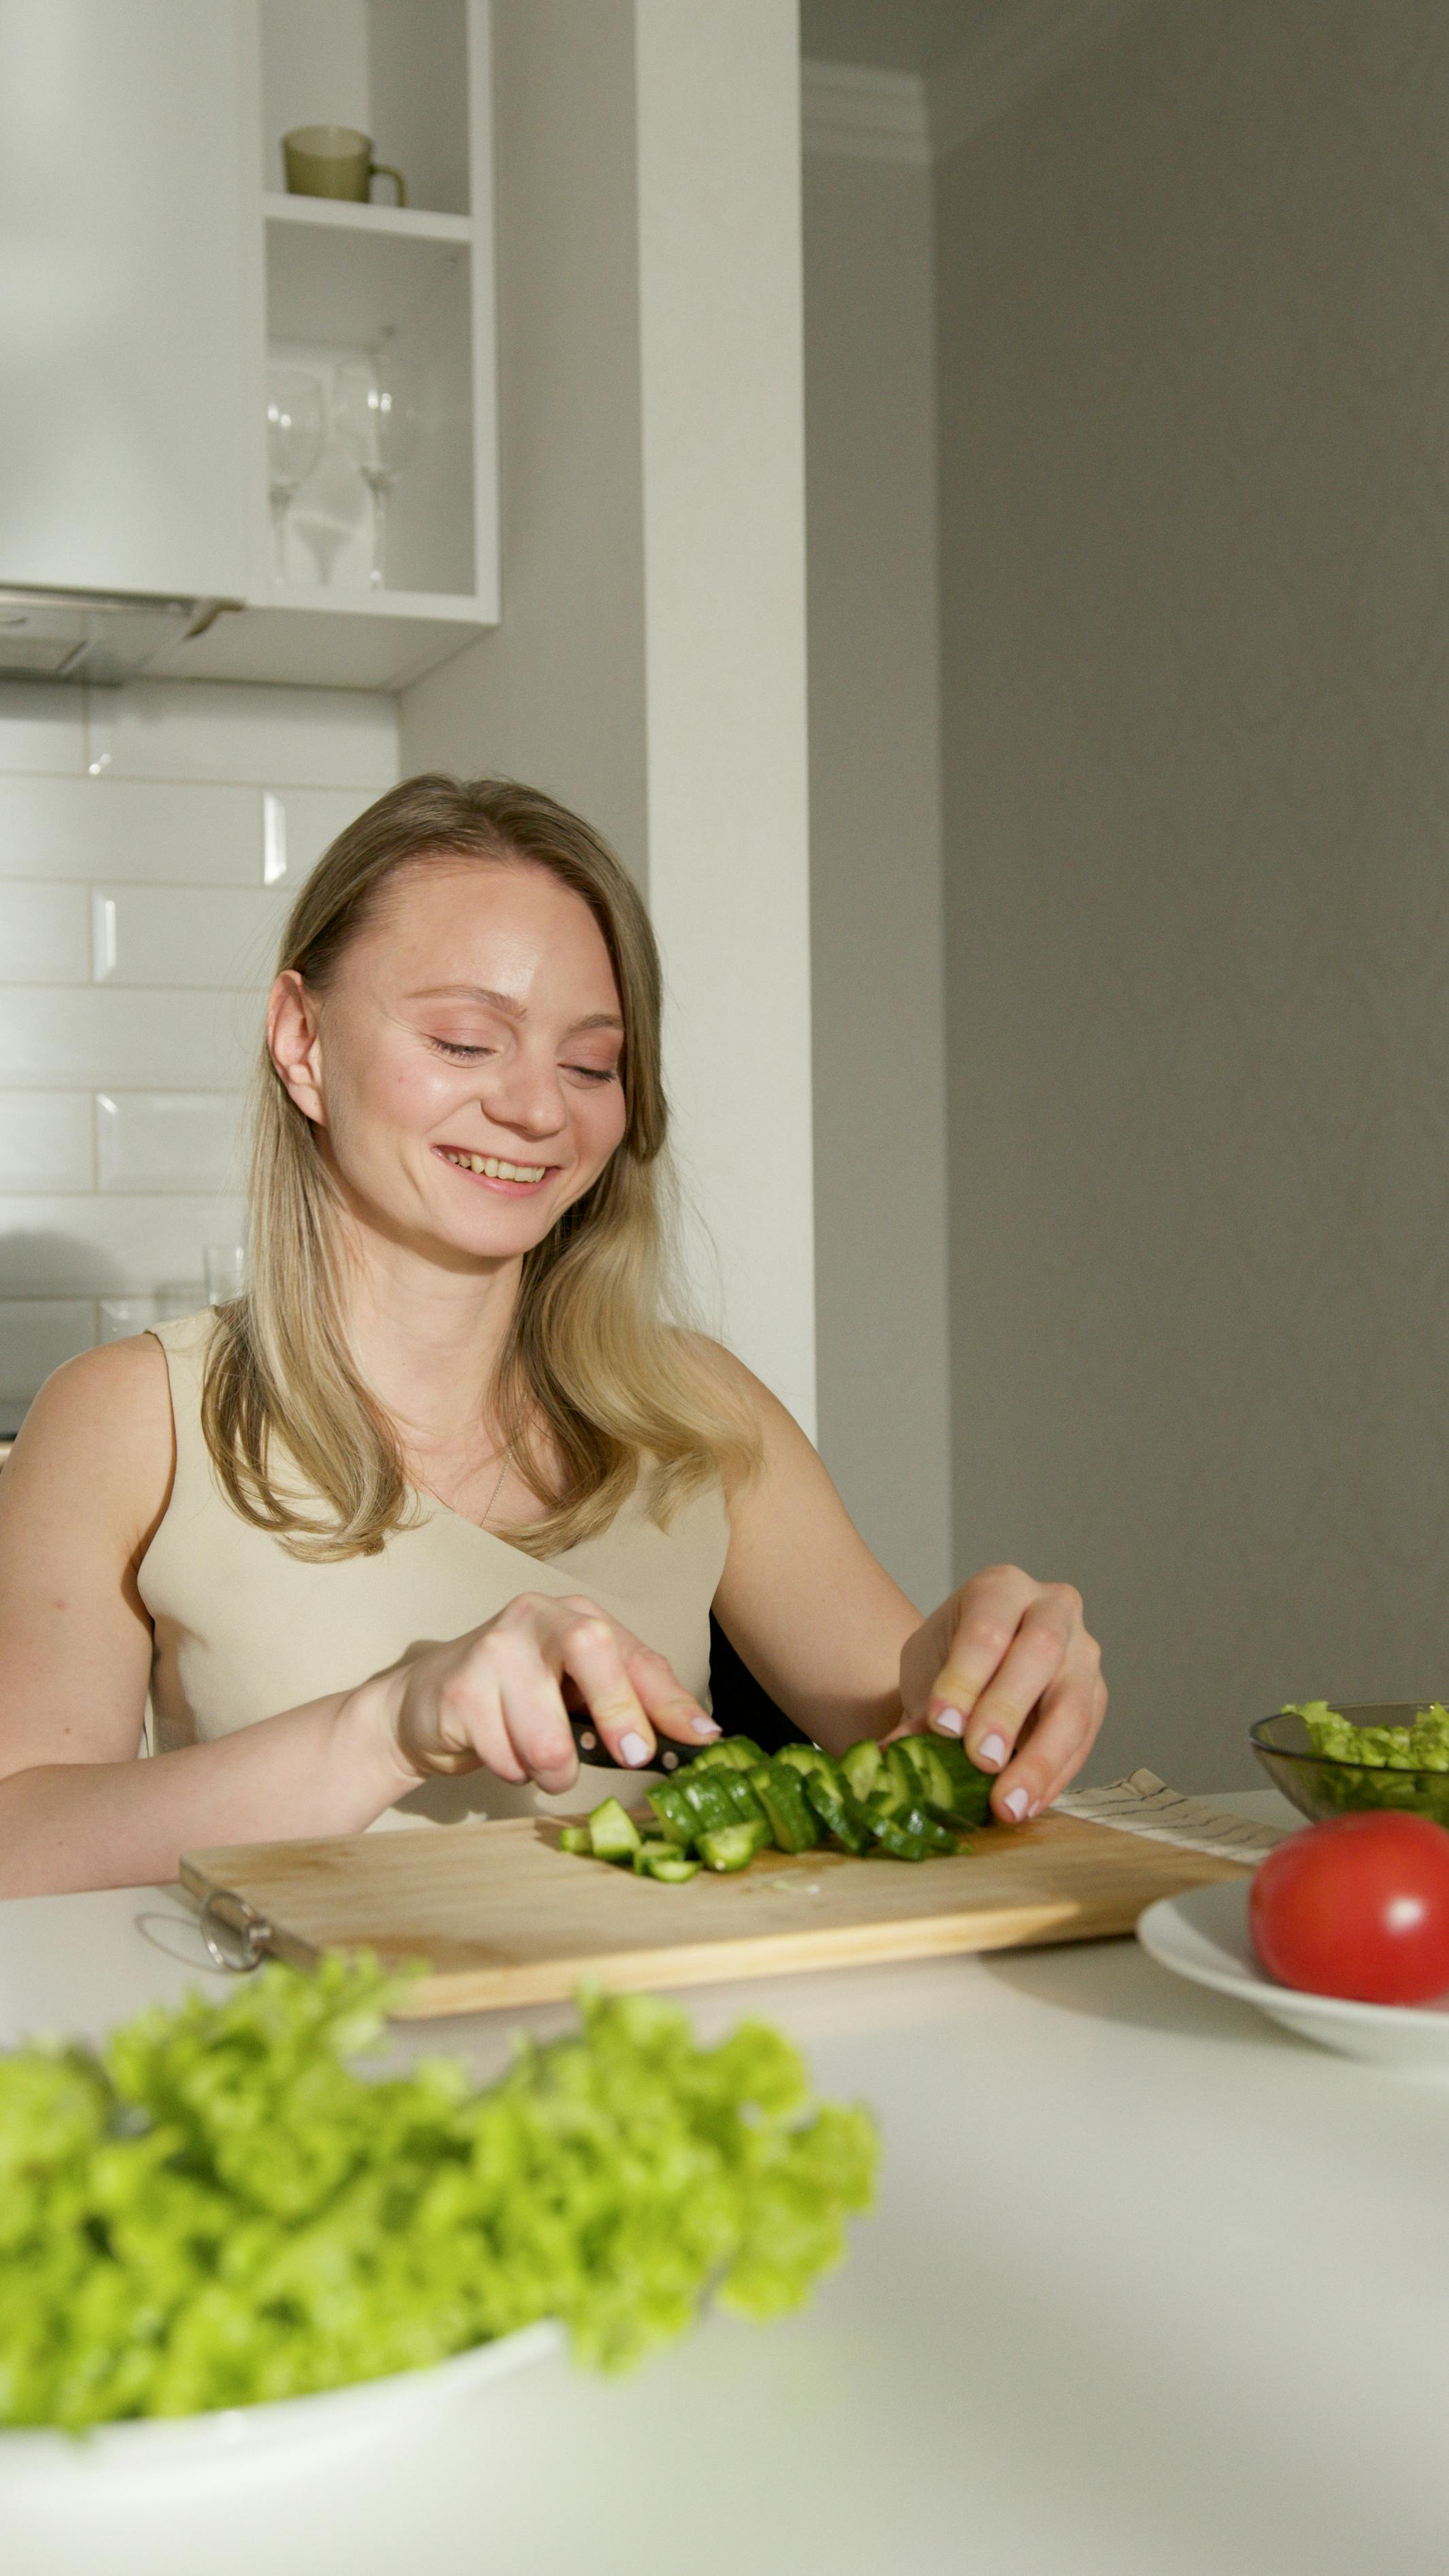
1, 1335, 175, 1552
673, 1331, 800, 1437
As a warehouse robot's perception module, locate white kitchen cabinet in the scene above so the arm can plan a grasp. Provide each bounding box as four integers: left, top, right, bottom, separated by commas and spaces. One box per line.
0, 0, 497, 690
0, 0, 252, 602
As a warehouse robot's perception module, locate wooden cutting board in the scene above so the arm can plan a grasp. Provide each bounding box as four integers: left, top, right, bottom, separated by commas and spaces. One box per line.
178, 1808, 1251, 2019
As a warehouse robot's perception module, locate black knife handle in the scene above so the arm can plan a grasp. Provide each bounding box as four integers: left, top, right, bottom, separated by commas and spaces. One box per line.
567, 1710, 696, 1773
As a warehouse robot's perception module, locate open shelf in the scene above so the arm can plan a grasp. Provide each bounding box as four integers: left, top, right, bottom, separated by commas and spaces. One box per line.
201, 0, 498, 688
262, 192, 473, 247
259, 0, 472, 217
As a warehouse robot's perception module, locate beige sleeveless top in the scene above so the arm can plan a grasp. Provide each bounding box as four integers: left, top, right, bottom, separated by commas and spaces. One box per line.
137, 1311, 731, 1827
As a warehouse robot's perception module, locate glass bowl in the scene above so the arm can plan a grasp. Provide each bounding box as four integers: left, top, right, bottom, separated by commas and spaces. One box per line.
1250, 1705, 1449, 1828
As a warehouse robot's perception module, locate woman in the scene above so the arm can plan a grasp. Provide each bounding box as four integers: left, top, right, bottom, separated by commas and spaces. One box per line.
0, 777, 1105, 1896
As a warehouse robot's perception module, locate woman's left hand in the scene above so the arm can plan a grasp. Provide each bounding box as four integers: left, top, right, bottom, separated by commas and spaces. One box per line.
896, 1565, 1106, 1823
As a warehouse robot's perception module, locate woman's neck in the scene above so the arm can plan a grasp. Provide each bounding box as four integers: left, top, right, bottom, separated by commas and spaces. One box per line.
336, 1219, 523, 1459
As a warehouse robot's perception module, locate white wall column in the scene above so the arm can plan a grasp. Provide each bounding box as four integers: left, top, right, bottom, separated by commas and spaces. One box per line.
632, 2, 815, 1433
403, 0, 815, 1432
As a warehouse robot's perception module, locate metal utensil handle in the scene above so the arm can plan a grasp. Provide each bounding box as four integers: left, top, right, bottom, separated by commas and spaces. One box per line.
198, 1887, 273, 1973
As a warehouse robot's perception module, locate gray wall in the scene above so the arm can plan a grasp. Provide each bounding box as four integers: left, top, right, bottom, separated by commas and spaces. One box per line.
936, 0, 1449, 1789
804, 148, 952, 1611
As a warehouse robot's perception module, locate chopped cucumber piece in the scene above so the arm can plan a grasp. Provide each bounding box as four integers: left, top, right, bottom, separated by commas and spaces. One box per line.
892, 1801, 958, 1854
840, 1738, 885, 1802
919, 1732, 993, 1826
895, 1735, 959, 1814
647, 1782, 698, 1849
690, 1734, 766, 1774
558, 1824, 593, 1857
697, 1818, 770, 1872
800, 1769, 872, 1856
883, 1741, 922, 1800
643, 1851, 702, 1884
715, 1772, 768, 1828
632, 1838, 679, 1875
755, 1761, 821, 1855
679, 1773, 740, 1837
587, 1797, 643, 1864
868, 1814, 932, 1861
775, 1742, 838, 1786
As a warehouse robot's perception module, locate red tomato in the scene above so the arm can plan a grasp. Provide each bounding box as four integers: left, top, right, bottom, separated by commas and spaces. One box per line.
1250, 1812, 1449, 2004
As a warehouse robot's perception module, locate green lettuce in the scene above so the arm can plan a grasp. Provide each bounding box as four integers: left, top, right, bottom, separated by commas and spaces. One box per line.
0, 1959, 877, 2430
1289, 1699, 1449, 1772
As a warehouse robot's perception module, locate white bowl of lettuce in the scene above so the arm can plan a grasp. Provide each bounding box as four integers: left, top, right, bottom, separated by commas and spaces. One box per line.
0, 1957, 876, 2484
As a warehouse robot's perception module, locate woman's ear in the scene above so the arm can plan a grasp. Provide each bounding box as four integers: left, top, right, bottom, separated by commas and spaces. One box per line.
267, 970, 326, 1126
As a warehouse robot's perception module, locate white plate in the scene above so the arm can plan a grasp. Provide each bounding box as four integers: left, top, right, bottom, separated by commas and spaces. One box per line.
0, 2318, 562, 2494
1137, 1879, 1449, 2079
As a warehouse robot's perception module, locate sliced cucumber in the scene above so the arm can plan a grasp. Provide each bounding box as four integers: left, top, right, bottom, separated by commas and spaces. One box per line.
840, 1738, 885, 1802
643, 1851, 702, 1884
690, 1733, 767, 1774
895, 1735, 958, 1814
800, 1769, 872, 1856
632, 1837, 679, 1875
755, 1761, 821, 1855
697, 1818, 771, 1872
587, 1797, 643, 1864
679, 1772, 740, 1837
647, 1782, 698, 1849
558, 1824, 593, 1857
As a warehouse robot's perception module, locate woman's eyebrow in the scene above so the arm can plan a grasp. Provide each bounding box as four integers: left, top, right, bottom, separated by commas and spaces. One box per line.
407, 982, 624, 1035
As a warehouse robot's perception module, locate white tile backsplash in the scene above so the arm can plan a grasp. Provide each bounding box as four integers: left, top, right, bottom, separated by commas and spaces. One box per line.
92, 886, 292, 989
86, 681, 398, 787
0, 777, 267, 883
0, 683, 87, 777
0, 987, 260, 1088
0, 777, 379, 887
267, 785, 377, 883
96, 1092, 245, 1195
0, 1197, 246, 1296
0, 1093, 94, 1191
0, 677, 396, 1405
0, 881, 90, 981
0, 1299, 97, 1406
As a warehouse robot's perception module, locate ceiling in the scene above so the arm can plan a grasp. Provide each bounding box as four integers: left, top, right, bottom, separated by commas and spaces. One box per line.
798, 0, 1015, 75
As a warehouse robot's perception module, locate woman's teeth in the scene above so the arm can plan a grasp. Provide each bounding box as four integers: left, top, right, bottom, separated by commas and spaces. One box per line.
441, 1149, 548, 1184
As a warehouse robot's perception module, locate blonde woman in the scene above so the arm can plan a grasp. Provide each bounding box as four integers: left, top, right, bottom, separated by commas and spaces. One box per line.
0, 778, 1106, 1896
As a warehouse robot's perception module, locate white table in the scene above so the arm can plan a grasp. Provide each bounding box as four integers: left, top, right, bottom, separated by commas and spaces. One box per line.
5, 1791, 1449, 2576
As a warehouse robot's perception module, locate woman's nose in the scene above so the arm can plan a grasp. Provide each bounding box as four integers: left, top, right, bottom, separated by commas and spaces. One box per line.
480, 1050, 568, 1137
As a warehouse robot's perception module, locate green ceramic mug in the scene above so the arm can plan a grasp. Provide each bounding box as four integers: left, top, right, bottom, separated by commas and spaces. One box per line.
282, 125, 407, 207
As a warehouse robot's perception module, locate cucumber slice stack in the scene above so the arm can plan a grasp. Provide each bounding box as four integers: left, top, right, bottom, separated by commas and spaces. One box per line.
560, 1730, 998, 1880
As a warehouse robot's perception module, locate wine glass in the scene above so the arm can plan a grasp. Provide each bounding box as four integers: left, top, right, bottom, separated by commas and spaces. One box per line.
332, 357, 424, 590
265, 368, 326, 581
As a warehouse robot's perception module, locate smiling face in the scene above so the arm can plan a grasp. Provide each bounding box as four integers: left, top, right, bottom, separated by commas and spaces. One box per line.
267, 854, 630, 1272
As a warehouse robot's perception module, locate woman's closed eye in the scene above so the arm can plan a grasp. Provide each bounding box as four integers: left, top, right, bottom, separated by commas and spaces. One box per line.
564, 1062, 619, 1085
429, 1037, 496, 1062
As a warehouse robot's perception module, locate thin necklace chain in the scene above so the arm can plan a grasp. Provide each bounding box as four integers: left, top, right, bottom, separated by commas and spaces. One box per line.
480, 1439, 512, 1527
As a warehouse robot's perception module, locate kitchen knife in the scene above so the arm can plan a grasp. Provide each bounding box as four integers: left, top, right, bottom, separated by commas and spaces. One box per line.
567, 1710, 707, 1773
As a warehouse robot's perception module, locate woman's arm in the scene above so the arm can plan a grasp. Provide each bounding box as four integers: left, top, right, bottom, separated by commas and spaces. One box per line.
0, 1340, 408, 1893
0, 1341, 717, 1896
709, 1354, 1106, 1820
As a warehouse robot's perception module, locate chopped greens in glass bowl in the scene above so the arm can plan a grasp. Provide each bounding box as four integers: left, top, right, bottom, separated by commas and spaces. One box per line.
1250, 1702, 1449, 1829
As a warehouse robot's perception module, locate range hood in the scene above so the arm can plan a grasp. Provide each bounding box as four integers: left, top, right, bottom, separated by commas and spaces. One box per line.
0, 585, 241, 685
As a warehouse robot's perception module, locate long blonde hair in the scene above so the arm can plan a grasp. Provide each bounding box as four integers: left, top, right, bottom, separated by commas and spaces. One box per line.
202, 774, 759, 1559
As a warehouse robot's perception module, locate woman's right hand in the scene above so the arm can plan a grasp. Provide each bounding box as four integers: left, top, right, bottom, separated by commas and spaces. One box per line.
369, 1592, 719, 1797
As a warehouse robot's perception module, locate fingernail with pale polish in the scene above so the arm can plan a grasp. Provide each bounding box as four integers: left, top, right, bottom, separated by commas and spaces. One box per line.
932, 1706, 965, 1735
619, 1731, 651, 1766
690, 1715, 721, 1738
976, 1731, 1008, 1769
1002, 1786, 1030, 1821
